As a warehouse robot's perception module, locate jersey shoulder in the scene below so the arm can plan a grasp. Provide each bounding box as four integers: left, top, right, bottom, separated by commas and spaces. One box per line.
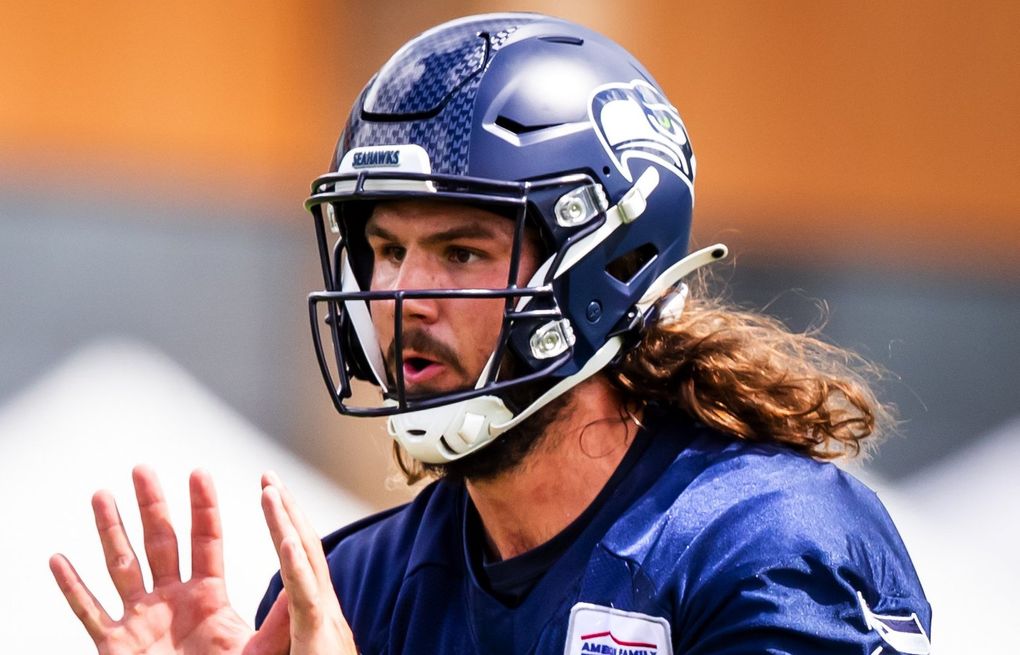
613, 423, 913, 573
604, 422, 931, 652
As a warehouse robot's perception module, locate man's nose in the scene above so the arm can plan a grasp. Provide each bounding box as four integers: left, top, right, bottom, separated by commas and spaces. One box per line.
391, 250, 443, 323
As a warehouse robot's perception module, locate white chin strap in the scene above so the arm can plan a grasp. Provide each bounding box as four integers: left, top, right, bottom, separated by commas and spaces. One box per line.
387, 242, 728, 464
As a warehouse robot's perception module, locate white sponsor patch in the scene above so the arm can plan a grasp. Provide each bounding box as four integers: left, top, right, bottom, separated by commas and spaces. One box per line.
857, 591, 931, 655
564, 603, 672, 655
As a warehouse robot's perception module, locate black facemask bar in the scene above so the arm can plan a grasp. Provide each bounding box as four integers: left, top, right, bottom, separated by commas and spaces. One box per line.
305, 168, 611, 417
309, 287, 569, 416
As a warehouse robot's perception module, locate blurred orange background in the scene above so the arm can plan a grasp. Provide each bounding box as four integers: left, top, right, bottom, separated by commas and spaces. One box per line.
3, 1, 1017, 272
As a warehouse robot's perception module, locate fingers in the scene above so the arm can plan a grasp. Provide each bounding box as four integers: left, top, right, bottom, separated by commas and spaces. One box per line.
248, 589, 292, 655
260, 485, 300, 573
261, 472, 329, 582
261, 486, 324, 631
260, 474, 358, 654
91, 490, 146, 602
49, 553, 112, 645
280, 532, 324, 632
132, 465, 181, 586
189, 469, 225, 579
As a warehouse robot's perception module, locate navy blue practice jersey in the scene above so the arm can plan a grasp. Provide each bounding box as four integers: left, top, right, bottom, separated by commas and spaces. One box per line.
256, 413, 931, 654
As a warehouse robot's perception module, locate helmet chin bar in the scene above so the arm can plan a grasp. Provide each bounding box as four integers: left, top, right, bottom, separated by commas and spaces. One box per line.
386, 395, 515, 463
387, 338, 623, 464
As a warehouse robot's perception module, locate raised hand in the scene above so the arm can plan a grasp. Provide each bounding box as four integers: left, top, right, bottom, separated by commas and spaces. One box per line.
49, 466, 290, 655
260, 471, 358, 655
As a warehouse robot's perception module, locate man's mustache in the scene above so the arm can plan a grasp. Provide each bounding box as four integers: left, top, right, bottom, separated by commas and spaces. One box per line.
385, 328, 468, 378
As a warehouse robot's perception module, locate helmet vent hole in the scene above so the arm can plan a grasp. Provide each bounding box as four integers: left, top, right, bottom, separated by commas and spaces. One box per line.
606, 243, 658, 284
408, 429, 427, 437
602, 166, 611, 176
494, 115, 563, 135
539, 35, 584, 46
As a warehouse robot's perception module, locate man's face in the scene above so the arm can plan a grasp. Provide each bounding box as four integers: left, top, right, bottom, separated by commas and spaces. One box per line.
365, 199, 540, 397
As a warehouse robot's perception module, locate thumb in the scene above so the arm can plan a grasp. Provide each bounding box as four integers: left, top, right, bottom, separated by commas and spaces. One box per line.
245, 590, 291, 655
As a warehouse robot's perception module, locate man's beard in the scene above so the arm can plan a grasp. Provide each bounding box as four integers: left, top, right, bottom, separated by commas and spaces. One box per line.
385, 326, 572, 482
420, 381, 572, 483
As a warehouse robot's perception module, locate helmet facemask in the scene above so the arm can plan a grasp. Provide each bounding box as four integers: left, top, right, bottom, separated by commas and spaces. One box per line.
307, 168, 609, 462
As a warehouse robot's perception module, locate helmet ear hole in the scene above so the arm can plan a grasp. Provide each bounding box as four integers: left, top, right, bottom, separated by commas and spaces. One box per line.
606, 243, 658, 284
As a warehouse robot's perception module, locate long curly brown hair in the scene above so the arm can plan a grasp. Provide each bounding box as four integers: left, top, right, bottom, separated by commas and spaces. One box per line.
611, 291, 894, 460
392, 283, 894, 484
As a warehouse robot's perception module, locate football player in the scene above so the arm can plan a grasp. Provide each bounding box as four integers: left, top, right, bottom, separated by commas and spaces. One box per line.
52, 13, 931, 655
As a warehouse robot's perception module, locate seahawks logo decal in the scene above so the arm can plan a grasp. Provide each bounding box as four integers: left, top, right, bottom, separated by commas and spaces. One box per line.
589, 80, 695, 186
857, 592, 931, 655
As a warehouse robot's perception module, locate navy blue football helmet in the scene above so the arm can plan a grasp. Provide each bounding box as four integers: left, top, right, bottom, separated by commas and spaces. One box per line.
306, 13, 726, 462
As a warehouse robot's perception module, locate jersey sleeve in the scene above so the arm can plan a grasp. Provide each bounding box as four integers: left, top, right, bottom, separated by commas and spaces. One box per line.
662, 456, 932, 654
679, 553, 931, 655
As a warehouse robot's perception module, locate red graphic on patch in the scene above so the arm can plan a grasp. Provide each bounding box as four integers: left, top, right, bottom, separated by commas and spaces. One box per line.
580, 631, 657, 648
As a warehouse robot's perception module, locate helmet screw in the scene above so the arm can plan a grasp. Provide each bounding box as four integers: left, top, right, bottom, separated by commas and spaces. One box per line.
565, 200, 584, 221
530, 320, 575, 359
540, 331, 561, 352
586, 301, 602, 323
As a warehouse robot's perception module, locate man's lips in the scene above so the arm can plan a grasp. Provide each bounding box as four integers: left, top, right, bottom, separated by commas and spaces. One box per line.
386, 331, 468, 391
399, 353, 446, 386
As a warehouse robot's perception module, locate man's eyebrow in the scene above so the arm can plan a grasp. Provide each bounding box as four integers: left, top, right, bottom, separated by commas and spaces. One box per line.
422, 223, 502, 244
364, 222, 399, 241
365, 220, 504, 244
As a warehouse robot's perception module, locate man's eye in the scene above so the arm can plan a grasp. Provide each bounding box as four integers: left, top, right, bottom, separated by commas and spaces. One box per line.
448, 248, 477, 264
381, 245, 406, 263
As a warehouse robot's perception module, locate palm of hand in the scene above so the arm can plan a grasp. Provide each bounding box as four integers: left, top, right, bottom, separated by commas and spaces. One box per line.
94, 578, 251, 655
50, 468, 290, 655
